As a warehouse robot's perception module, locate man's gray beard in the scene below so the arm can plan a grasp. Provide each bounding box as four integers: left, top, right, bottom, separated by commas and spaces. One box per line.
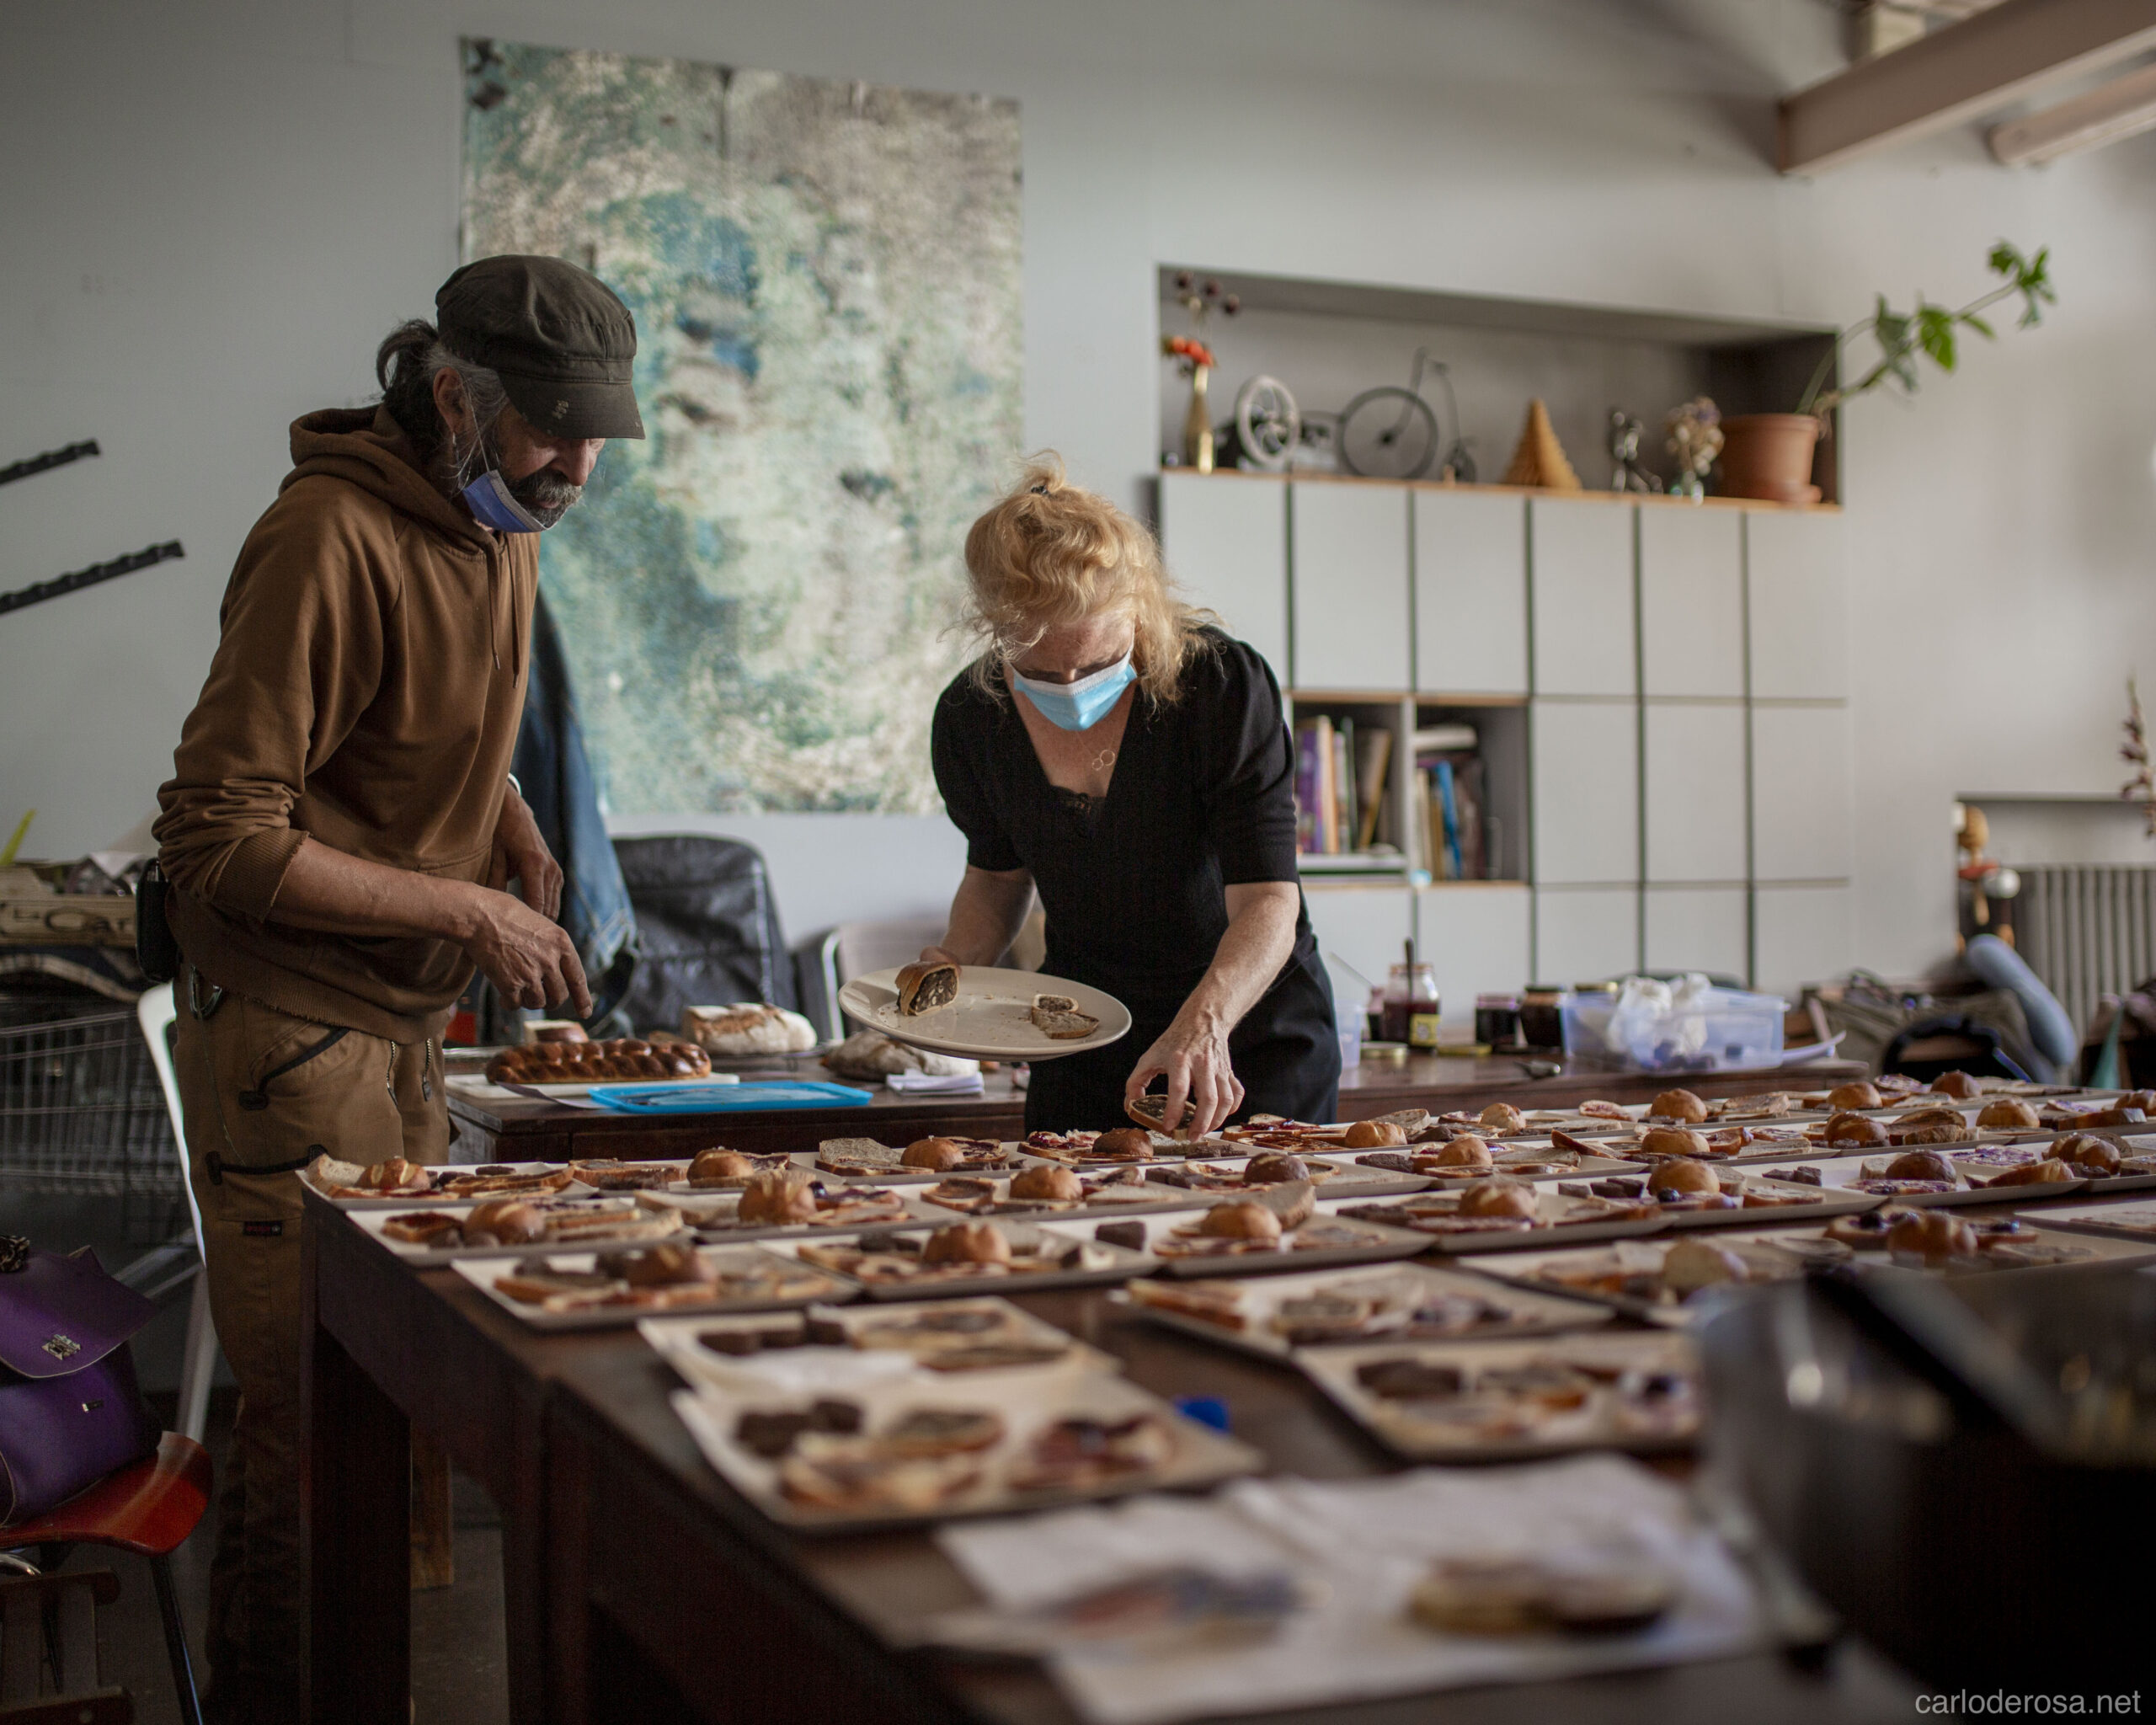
509, 467, 582, 528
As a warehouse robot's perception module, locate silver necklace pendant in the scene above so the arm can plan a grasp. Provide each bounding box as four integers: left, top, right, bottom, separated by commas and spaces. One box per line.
1091, 748, 1117, 773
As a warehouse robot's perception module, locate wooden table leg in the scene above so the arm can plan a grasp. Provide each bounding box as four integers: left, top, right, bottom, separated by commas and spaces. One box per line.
409, 1433, 455, 1591
309, 1300, 410, 1722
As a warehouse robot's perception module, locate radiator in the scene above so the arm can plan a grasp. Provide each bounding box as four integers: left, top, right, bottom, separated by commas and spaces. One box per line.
2012, 865, 2156, 1042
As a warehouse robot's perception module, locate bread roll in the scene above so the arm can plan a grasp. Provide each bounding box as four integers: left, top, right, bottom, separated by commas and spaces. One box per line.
2053, 1133, 2120, 1175
921, 1221, 1009, 1264
1881, 1151, 1955, 1182
1929, 1071, 1981, 1099
1825, 1081, 1882, 1112
1415, 1135, 1493, 1172
902, 1137, 969, 1172
1009, 1165, 1084, 1202
1476, 1103, 1527, 1133
1887, 1210, 1976, 1261
1646, 1158, 1717, 1198
1198, 1199, 1283, 1242
738, 1172, 822, 1226
1244, 1152, 1311, 1184
1092, 1128, 1154, 1162
1823, 1112, 1890, 1149
894, 960, 960, 1015
1650, 1088, 1708, 1124
1457, 1177, 1537, 1219
687, 1150, 760, 1186
361, 1157, 429, 1192
1975, 1098, 2039, 1130
1342, 1119, 1407, 1149
1662, 1237, 1749, 1294
1639, 1127, 1711, 1160
462, 1199, 547, 1245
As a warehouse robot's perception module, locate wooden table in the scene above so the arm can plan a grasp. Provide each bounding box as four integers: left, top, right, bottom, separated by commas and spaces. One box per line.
447, 1055, 1867, 1166
307, 1172, 1940, 1725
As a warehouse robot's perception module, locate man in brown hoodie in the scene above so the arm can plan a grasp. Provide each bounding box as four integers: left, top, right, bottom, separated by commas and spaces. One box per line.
154, 255, 642, 1721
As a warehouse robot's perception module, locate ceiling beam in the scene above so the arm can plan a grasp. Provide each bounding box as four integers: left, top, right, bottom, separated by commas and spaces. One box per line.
1988, 57, 2156, 160
1779, 0, 2156, 174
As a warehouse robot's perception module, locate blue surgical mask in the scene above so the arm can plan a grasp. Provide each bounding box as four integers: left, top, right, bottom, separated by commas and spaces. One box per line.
460, 466, 546, 533
1011, 653, 1136, 731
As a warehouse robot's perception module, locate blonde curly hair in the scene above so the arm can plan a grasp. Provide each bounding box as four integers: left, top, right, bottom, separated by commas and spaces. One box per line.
962, 454, 1214, 706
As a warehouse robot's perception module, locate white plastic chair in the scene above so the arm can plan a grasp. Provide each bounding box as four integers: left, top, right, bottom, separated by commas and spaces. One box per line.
812, 917, 953, 1041
136, 982, 219, 1445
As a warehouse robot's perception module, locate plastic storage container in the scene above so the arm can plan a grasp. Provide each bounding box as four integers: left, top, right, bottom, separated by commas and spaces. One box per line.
1561, 981, 1785, 1072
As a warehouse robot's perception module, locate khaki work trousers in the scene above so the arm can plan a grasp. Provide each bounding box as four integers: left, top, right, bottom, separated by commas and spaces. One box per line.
173, 969, 446, 1723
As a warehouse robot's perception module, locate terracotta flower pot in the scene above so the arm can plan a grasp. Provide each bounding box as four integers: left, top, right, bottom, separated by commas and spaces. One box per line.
1718, 414, 1822, 505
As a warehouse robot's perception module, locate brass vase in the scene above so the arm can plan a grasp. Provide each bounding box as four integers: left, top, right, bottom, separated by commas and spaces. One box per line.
1183, 364, 1214, 474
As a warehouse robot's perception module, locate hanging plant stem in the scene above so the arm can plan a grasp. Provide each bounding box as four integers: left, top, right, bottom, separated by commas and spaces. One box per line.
1796, 241, 2056, 421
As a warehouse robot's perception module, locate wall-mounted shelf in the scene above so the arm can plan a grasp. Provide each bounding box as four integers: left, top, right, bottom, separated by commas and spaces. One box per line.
1155, 264, 1841, 505
1167, 466, 1839, 516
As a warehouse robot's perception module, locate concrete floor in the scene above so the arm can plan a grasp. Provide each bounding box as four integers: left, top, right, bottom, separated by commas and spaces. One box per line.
46, 1390, 511, 1725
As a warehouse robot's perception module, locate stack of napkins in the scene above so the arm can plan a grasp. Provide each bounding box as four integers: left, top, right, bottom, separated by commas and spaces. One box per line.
886, 1069, 985, 1094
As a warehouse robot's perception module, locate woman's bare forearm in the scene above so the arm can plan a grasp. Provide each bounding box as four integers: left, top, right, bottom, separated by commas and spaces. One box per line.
1174, 882, 1301, 1035
931, 866, 1037, 967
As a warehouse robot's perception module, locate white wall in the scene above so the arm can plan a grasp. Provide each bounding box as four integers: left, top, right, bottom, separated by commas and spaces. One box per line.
4, 0, 2155, 971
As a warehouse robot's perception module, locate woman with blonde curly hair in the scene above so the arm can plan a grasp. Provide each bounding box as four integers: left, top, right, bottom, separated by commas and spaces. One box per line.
922, 457, 1338, 1136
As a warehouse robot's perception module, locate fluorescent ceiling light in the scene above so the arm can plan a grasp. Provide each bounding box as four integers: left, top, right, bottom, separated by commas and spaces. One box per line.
1989, 57, 2156, 159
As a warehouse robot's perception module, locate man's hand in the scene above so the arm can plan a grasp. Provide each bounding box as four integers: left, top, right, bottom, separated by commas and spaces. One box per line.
458, 886, 592, 1017
266, 834, 590, 1017
494, 783, 563, 920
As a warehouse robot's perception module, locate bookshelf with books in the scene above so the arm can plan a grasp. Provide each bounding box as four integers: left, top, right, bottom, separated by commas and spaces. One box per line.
1406, 703, 1525, 886
1289, 695, 1411, 880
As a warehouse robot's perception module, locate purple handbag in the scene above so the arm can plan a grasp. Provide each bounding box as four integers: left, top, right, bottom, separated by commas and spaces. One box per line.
0, 1238, 163, 1525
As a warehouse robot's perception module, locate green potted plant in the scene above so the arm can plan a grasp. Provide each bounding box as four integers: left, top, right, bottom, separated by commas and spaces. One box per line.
1720, 242, 2055, 505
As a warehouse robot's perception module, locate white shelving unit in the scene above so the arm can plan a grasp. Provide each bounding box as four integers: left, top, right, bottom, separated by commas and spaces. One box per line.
1155, 467, 1849, 1018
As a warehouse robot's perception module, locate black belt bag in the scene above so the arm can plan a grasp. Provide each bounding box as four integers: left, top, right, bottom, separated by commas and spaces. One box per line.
135, 859, 180, 985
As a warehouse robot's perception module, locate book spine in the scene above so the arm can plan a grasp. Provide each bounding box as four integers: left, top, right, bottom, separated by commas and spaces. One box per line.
1457, 758, 1485, 880
1315, 715, 1337, 854
1435, 760, 1463, 880
1327, 720, 1345, 853
1294, 724, 1320, 853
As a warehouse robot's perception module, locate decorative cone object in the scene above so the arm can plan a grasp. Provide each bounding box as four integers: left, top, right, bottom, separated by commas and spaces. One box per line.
1501, 398, 1582, 491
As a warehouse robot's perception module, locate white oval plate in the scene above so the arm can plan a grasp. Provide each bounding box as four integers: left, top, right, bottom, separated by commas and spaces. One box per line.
836, 964, 1132, 1061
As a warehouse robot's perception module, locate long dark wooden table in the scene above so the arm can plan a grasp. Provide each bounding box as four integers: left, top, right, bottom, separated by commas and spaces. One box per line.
447, 1054, 1866, 1165
305, 1146, 1988, 1723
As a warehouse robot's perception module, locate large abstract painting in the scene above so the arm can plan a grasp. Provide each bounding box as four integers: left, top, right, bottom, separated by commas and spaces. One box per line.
461, 41, 1022, 813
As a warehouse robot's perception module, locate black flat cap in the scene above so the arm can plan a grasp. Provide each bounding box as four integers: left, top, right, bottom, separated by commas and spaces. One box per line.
436, 254, 645, 441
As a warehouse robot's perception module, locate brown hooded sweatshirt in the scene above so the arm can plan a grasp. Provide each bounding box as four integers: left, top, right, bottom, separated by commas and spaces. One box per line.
154, 406, 536, 1042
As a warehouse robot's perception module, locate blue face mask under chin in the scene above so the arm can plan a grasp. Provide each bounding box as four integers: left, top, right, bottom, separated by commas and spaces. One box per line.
1011, 653, 1136, 731
461, 467, 546, 534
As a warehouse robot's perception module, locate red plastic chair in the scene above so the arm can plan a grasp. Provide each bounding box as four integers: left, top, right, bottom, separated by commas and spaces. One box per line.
3, 1434, 210, 1725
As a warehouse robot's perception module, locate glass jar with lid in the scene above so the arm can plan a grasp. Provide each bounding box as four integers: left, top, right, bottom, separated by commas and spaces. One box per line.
1380, 957, 1442, 1048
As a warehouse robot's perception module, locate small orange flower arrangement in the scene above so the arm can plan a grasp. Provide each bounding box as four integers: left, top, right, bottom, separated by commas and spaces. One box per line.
1161, 334, 1215, 372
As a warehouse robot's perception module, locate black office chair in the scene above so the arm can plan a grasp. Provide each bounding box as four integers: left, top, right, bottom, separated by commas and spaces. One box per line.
611, 836, 799, 1035
1880, 1014, 2031, 1084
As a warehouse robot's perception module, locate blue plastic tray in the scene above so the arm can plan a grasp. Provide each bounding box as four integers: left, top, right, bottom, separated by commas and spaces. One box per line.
584, 1080, 875, 1114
